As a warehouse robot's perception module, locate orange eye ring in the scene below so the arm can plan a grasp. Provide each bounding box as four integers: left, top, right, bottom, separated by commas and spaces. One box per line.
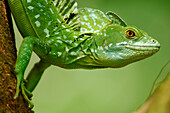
126, 30, 135, 37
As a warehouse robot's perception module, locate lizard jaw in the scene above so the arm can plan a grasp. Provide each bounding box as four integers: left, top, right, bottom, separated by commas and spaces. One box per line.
116, 40, 160, 53
118, 44, 160, 61
125, 45, 160, 52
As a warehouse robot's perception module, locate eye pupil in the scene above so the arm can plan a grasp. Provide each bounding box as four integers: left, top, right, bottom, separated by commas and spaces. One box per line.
129, 31, 132, 35
127, 30, 135, 37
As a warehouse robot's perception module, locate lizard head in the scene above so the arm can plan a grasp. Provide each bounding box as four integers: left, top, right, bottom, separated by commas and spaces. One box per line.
93, 24, 160, 68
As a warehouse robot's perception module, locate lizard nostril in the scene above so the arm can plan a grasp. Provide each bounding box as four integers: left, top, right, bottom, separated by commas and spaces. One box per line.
151, 39, 156, 43
152, 39, 155, 42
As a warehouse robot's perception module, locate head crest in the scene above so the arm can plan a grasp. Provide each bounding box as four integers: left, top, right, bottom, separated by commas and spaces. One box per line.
106, 11, 127, 27
79, 8, 127, 34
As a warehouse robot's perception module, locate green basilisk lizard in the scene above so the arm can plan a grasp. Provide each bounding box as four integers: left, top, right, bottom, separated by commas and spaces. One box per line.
7, 0, 160, 107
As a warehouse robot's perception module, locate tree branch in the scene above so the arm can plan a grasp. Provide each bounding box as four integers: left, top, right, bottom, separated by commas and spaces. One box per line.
0, 0, 33, 112
133, 63, 170, 113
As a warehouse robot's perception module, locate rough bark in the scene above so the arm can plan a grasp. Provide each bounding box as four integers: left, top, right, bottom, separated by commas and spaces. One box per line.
0, 0, 33, 112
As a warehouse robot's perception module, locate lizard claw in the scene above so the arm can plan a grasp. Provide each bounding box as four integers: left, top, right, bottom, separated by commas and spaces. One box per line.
13, 73, 22, 99
21, 80, 34, 108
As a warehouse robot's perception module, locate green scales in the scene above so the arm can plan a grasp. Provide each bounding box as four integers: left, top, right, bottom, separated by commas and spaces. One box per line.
7, 0, 160, 107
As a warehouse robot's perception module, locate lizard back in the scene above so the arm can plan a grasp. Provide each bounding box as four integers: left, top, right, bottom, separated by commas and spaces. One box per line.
20, 0, 66, 39
9, 0, 80, 40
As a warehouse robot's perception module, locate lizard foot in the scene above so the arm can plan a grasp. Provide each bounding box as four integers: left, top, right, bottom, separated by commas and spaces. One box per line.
14, 73, 34, 108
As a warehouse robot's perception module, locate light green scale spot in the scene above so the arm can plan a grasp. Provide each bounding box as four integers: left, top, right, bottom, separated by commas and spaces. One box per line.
27, 6, 34, 10
44, 28, 50, 37
35, 21, 40, 27
57, 40, 63, 44
57, 52, 62, 57
27, 0, 32, 3
35, 14, 40, 18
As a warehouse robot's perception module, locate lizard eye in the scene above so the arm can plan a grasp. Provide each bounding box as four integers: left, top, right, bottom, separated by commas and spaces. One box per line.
126, 30, 135, 37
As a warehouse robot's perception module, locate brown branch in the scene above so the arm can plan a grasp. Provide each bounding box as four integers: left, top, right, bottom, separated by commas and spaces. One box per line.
133, 72, 170, 113
0, 0, 33, 112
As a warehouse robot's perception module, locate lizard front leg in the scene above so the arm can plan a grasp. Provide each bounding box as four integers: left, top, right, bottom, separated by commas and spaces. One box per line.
14, 36, 50, 108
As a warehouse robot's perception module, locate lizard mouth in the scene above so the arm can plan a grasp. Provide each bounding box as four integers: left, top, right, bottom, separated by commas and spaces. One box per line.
125, 44, 160, 52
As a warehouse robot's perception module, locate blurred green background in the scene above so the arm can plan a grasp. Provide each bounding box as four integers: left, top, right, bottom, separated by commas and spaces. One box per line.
13, 0, 170, 113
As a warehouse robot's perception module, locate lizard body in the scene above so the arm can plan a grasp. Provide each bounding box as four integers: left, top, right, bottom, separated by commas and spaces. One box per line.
7, 0, 160, 107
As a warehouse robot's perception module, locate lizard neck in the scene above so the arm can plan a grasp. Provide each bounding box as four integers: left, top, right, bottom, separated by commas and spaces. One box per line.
63, 34, 107, 69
